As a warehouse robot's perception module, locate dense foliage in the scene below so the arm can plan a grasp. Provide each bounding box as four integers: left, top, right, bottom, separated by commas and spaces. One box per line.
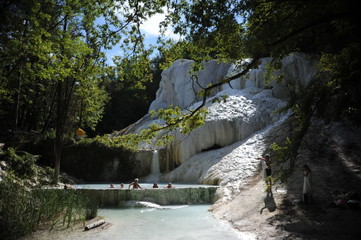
0, 0, 165, 180
94, 56, 163, 135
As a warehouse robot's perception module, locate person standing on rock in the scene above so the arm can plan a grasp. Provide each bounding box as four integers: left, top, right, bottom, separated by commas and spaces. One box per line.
302, 164, 312, 204
257, 154, 272, 191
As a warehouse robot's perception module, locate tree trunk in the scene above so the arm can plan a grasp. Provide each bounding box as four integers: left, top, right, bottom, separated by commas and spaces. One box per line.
54, 80, 65, 183
54, 133, 62, 183
85, 220, 105, 231
12, 76, 21, 134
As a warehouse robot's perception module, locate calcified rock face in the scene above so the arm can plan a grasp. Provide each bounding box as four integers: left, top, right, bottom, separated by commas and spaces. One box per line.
223, 53, 317, 98
130, 54, 316, 201
150, 53, 316, 114
162, 111, 292, 204
165, 88, 288, 166
149, 59, 231, 112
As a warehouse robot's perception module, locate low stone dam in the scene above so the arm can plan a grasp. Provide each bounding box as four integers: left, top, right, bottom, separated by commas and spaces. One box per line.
76, 187, 218, 207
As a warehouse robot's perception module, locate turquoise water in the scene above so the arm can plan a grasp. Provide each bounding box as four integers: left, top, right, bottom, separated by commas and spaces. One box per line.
69, 184, 250, 239
75, 183, 216, 189
81, 205, 244, 240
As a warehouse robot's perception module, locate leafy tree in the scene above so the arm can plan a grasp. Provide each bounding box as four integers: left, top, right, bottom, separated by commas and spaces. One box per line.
0, 0, 169, 181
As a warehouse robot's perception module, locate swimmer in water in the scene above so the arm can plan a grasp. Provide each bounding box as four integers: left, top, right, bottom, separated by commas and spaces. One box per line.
128, 178, 143, 189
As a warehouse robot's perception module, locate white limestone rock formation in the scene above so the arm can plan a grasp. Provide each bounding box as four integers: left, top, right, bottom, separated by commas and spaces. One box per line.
223, 53, 317, 98
164, 88, 288, 166
162, 110, 292, 203
149, 59, 231, 111
129, 54, 316, 191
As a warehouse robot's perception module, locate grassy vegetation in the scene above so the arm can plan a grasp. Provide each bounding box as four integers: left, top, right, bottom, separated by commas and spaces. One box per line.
0, 148, 98, 240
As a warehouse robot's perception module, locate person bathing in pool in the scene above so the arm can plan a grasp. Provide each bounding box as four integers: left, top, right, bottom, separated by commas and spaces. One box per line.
128, 178, 143, 189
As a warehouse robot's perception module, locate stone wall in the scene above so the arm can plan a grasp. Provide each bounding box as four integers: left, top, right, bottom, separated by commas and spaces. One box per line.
78, 187, 218, 206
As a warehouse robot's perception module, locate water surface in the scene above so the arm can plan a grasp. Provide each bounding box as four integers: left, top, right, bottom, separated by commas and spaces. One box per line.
76, 183, 216, 189
81, 205, 244, 240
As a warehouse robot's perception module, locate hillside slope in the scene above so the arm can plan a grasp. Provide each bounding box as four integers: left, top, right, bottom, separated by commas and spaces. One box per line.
211, 120, 361, 239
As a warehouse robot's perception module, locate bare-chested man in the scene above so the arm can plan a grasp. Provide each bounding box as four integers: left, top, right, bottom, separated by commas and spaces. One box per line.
128, 178, 143, 189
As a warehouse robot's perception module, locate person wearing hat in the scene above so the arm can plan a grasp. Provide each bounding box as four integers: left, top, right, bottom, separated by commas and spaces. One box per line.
128, 178, 143, 189
75, 128, 85, 141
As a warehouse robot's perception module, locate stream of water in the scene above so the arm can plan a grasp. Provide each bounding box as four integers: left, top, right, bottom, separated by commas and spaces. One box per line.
143, 150, 161, 183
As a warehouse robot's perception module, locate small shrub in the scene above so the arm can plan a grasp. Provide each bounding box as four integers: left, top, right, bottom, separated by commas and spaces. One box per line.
1, 148, 38, 178
84, 194, 99, 220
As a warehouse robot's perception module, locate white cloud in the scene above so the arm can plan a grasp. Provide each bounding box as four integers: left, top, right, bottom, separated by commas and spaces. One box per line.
140, 7, 180, 39
140, 11, 165, 35
113, 4, 180, 40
